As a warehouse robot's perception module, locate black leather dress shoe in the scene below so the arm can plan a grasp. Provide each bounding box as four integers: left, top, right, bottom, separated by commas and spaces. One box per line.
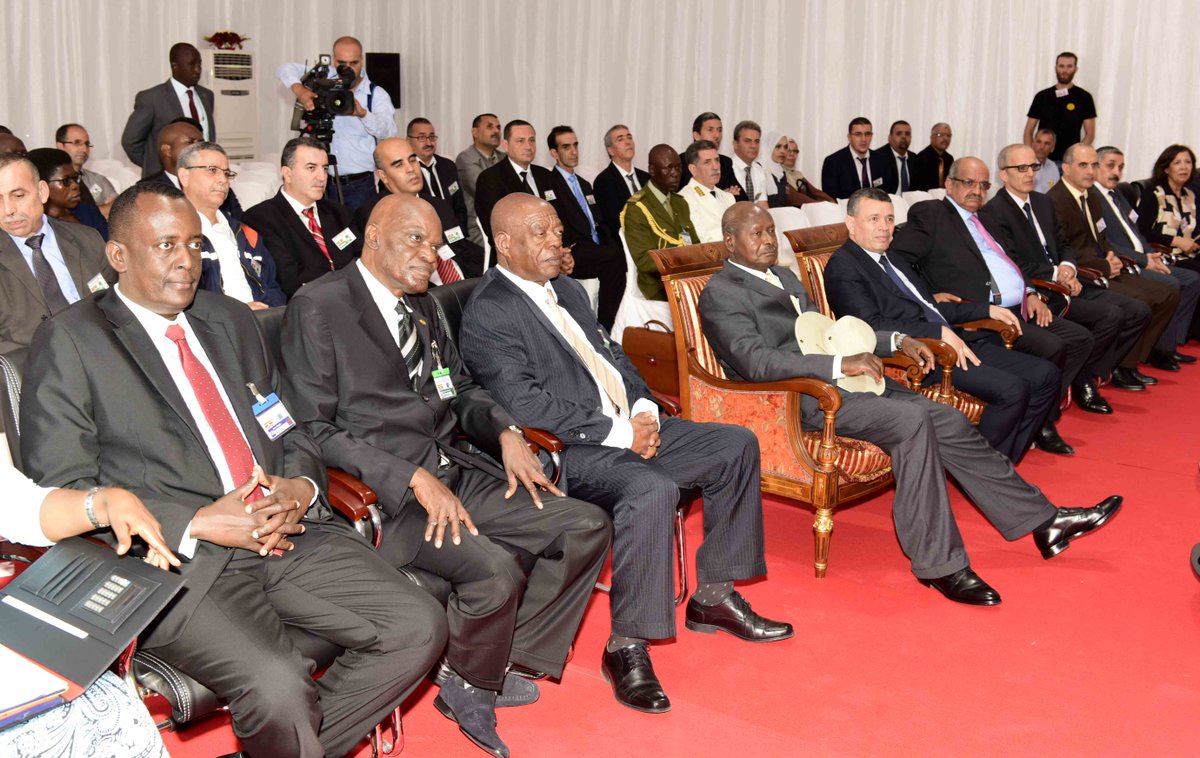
1148, 350, 1181, 372
601, 643, 670, 713
1110, 367, 1146, 390
919, 567, 1001, 606
1073, 382, 1113, 414
684, 592, 794, 642
1132, 369, 1158, 385
1033, 422, 1074, 455
1031, 495, 1122, 559
1173, 351, 1197, 364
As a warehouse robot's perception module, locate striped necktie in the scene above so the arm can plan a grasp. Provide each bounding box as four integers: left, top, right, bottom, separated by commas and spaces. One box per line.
395, 299, 423, 390
545, 288, 629, 415
303, 207, 335, 269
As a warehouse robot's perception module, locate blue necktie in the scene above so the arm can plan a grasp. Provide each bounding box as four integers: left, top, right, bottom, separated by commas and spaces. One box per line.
568, 174, 599, 244
879, 254, 949, 325
899, 156, 910, 192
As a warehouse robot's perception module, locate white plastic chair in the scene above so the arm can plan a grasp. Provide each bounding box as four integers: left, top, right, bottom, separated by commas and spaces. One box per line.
477, 218, 492, 272
889, 194, 910, 225
902, 190, 933, 206
803, 201, 845, 227
609, 229, 672, 345
928, 188, 947, 200
231, 179, 274, 209
105, 165, 142, 193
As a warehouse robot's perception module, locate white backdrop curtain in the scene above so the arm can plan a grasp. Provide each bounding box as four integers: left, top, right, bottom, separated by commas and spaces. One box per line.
3, 0, 1197, 183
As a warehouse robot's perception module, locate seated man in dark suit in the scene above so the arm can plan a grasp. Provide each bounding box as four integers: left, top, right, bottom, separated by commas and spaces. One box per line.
909, 122, 955, 191
547, 125, 626, 329
137, 118, 243, 220
820, 117, 897, 199
354, 137, 483, 279
824, 188, 1060, 462
242, 136, 362, 297
0, 154, 110, 358
1048, 144, 1181, 386
593, 124, 650, 241
177, 141, 286, 308
461, 193, 791, 715
701, 203, 1121, 606
281, 193, 611, 758
121, 42, 215, 178
891, 157, 1092, 451
20, 182, 447, 757
980, 144, 1147, 406
620, 145, 700, 302
473, 120, 557, 258
1095, 145, 1200, 364
407, 117, 469, 232
876, 120, 914, 194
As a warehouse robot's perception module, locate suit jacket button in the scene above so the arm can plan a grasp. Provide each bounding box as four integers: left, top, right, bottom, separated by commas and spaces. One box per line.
40, 315, 48, 320
579, 433, 587, 439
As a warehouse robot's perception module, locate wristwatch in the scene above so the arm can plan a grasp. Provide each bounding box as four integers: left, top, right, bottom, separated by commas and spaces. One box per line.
892, 332, 908, 352
506, 424, 525, 438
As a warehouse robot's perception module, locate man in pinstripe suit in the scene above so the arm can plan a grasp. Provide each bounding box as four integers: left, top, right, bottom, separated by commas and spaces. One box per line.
460, 194, 793, 715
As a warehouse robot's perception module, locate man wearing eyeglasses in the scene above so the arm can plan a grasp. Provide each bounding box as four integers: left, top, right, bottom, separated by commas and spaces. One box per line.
909, 123, 955, 192
407, 118, 469, 234
177, 141, 286, 309
55, 123, 117, 216
137, 118, 244, 222
0, 153, 111, 359
820, 117, 898, 199
892, 156, 1095, 455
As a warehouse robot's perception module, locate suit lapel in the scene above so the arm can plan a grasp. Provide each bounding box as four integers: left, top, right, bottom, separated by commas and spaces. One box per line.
847, 242, 907, 299
491, 271, 583, 371
51, 220, 91, 293
346, 265, 411, 386
726, 261, 798, 314
943, 198, 987, 265
0, 233, 46, 308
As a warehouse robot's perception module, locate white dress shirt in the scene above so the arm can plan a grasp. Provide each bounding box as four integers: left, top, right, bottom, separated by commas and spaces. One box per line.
199, 210, 255, 303
852, 149, 873, 187
169, 77, 210, 139
496, 265, 658, 448
731, 154, 769, 202
7, 215, 82, 303
281, 187, 322, 229
421, 156, 446, 199
0, 462, 57, 547
510, 159, 539, 196
1098, 187, 1145, 253
612, 161, 640, 193
679, 177, 735, 243
1034, 160, 1060, 194
1005, 188, 1075, 279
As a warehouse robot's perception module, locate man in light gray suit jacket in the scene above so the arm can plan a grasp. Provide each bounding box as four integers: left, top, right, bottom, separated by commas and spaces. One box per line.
700, 203, 1122, 607
121, 43, 216, 178
0, 154, 110, 361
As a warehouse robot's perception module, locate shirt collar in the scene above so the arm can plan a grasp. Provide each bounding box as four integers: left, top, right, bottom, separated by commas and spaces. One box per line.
1062, 180, 1089, 203
946, 196, 976, 223
728, 259, 775, 283
198, 208, 231, 234
509, 158, 532, 177
7, 213, 53, 250
555, 165, 577, 181
496, 263, 554, 302
356, 258, 404, 314
169, 77, 192, 97
281, 188, 315, 215
114, 281, 186, 327
420, 155, 437, 170
646, 181, 672, 208
1005, 188, 1031, 207
163, 171, 181, 189
892, 149, 907, 160
681, 177, 716, 196
731, 154, 756, 172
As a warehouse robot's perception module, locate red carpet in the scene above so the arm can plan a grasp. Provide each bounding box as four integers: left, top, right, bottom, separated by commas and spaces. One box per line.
159, 348, 1200, 757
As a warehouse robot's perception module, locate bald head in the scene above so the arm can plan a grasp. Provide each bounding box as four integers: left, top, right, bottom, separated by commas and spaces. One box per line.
648, 144, 683, 194
157, 121, 202, 174
332, 36, 365, 86
361, 194, 441, 296
0, 134, 27, 156
720, 202, 763, 238
493, 194, 565, 284
722, 203, 778, 271
372, 137, 424, 195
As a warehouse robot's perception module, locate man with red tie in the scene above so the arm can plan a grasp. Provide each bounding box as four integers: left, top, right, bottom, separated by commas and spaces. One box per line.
121, 43, 216, 178
243, 137, 363, 296
20, 181, 447, 757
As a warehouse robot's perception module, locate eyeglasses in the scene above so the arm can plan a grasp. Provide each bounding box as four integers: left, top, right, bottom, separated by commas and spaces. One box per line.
58, 140, 93, 148
411, 134, 438, 143
183, 165, 238, 179
949, 177, 992, 191
47, 176, 81, 186
1000, 163, 1042, 174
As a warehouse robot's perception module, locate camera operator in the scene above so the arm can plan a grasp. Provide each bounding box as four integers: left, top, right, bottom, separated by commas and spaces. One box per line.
277, 36, 397, 210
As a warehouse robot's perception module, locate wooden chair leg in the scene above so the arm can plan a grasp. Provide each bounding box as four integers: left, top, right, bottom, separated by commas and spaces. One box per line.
673, 504, 688, 606
813, 507, 834, 578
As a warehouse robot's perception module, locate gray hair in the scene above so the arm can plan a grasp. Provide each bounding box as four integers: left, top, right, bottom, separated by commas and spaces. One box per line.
996, 143, 1032, 170
0, 153, 37, 181
732, 120, 761, 141
1034, 127, 1057, 145
1096, 145, 1124, 161
930, 122, 951, 134
683, 140, 718, 167
603, 124, 630, 149
847, 187, 892, 215
177, 140, 226, 168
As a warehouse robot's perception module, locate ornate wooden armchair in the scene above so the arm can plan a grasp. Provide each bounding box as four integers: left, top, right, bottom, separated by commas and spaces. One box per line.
649, 242, 899, 578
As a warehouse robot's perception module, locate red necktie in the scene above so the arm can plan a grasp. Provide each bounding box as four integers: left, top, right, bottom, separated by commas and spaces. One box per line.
303, 207, 335, 269
166, 324, 263, 502
186, 89, 201, 125
436, 257, 463, 283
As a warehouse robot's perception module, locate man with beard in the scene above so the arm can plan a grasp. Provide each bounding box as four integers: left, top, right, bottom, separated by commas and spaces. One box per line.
1023, 52, 1096, 165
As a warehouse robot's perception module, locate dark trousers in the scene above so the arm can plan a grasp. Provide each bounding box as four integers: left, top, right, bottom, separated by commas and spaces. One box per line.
1168, 257, 1200, 339
1143, 265, 1200, 347
144, 527, 448, 758
379, 466, 611, 689
563, 416, 766, 640
928, 337, 1060, 462
327, 174, 377, 212
1104, 273, 1180, 365
1068, 288, 1146, 379
814, 388, 1055, 579
1012, 316, 1093, 410
568, 241, 628, 330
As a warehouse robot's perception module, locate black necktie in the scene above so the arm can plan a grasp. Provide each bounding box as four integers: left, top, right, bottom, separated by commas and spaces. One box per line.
899, 156, 910, 192
395, 299, 423, 390
1023, 201, 1054, 265
625, 173, 637, 194
859, 157, 869, 188
425, 164, 444, 199
25, 234, 71, 313
879, 255, 948, 325
745, 166, 755, 200
520, 170, 532, 193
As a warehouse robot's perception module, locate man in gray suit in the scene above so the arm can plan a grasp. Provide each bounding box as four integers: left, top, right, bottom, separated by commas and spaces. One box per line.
700, 203, 1122, 607
0, 154, 109, 359
1096, 145, 1200, 358
455, 113, 506, 247
121, 43, 216, 178
461, 193, 792, 717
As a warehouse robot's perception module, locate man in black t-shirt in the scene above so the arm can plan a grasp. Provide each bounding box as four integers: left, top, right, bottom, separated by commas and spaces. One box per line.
1022, 52, 1096, 163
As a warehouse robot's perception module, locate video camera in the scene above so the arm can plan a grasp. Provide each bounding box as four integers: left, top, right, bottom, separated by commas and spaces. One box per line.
290, 54, 357, 145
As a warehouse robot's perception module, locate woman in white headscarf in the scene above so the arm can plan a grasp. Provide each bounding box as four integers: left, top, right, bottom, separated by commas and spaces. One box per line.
781, 136, 835, 204
762, 130, 834, 205
760, 130, 791, 204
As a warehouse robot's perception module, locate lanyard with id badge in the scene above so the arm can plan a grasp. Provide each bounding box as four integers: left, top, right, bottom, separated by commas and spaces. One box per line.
246, 382, 297, 441
428, 339, 457, 401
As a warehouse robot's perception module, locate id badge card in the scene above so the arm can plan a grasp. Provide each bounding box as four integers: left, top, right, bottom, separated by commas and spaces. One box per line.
252, 392, 296, 440
431, 367, 456, 400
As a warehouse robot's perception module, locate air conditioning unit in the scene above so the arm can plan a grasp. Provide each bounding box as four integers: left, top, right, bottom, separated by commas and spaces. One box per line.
201, 49, 258, 161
